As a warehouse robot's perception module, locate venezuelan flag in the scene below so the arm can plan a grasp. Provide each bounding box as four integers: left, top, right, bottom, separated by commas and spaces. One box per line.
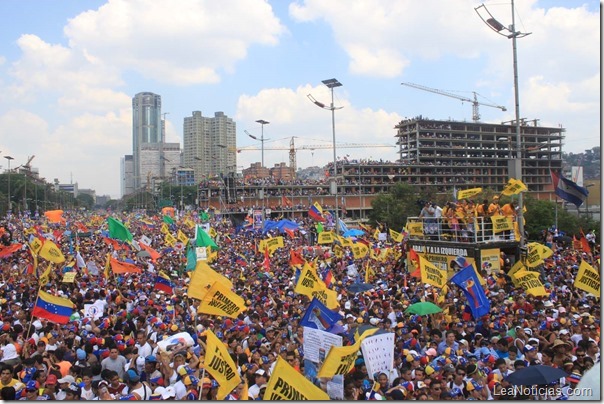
32, 290, 74, 324
154, 272, 174, 294
308, 202, 326, 222
235, 254, 248, 267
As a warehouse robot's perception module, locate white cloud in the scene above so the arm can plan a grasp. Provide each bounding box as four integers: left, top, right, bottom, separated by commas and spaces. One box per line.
64, 0, 287, 85
236, 85, 400, 170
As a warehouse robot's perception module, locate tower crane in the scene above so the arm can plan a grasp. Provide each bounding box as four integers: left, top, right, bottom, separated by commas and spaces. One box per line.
401, 82, 507, 122
236, 137, 395, 176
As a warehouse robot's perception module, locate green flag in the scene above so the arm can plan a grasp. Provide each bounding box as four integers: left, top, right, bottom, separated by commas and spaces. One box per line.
107, 217, 133, 242
199, 211, 210, 222
196, 227, 218, 250
316, 222, 324, 234
185, 245, 197, 272
163, 215, 175, 225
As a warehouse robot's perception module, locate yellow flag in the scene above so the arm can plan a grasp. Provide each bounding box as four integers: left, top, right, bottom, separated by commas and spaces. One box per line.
407, 222, 423, 237
177, 230, 189, 246
457, 187, 483, 200
264, 357, 329, 400
197, 281, 247, 319
39, 263, 52, 285
501, 178, 528, 196
389, 229, 403, 243
294, 263, 338, 309
38, 240, 66, 264
160, 223, 169, 234
208, 227, 218, 238
317, 327, 379, 377
29, 237, 43, 255
204, 329, 242, 399
351, 242, 369, 259
62, 272, 77, 283
188, 261, 233, 301
508, 259, 525, 281
336, 236, 353, 247
317, 231, 335, 245
491, 215, 513, 233
373, 227, 380, 240
103, 253, 111, 279
164, 233, 177, 247
184, 218, 195, 229
526, 242, 547, 268
28, 244, 38, 274
512, 270, 548, 297
574, 261, 600, 296
332, 244, 344, 258
418, 255, 447, 288
364, 261, 374, 283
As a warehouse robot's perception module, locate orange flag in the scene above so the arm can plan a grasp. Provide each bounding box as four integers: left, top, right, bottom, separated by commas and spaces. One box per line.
139, 242, 161, 263
44, 210, 65, 224
110, 257, 142, 274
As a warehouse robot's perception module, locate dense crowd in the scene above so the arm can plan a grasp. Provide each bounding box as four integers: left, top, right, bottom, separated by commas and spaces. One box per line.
0, 207, 599, 400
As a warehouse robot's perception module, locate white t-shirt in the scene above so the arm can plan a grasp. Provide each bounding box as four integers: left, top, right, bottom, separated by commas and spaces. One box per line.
0, 343, 18, 361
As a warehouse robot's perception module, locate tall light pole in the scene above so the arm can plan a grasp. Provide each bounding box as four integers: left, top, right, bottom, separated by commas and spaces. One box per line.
308, 78, 343, 234
476, 1, 530, 247
4, 156, 14, 214
245, 122, 270, 209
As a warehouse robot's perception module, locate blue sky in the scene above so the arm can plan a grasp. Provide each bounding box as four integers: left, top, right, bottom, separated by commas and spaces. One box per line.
0, 0, 599, 198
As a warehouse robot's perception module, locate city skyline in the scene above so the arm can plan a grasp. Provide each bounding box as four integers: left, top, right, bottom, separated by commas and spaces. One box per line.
0, 0, 599, 198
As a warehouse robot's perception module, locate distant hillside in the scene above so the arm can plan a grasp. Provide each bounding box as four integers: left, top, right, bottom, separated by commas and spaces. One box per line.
563, 146, 600, 180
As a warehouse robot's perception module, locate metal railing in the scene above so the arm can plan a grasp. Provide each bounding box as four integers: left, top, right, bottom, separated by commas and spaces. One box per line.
406, 216, 518, 244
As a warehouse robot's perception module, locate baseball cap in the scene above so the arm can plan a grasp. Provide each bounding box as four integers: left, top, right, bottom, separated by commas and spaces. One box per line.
523, 345, 536, 353
255, 369, 266, 376
145, 355, 158, 363
161, 386, 176, 399
46, 374, 58, 385
57, 375, 75, 384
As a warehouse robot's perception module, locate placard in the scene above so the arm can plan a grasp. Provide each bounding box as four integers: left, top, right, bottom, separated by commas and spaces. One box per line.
360, 332, 395, 382
302, 327, 342, 365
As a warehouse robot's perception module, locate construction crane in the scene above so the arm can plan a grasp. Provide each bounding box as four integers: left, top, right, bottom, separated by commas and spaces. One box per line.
237, 137, 395, 175
401, 82, 507, 122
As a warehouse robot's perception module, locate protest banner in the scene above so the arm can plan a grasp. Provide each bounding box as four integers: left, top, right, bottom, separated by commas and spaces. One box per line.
360, 332, 395, 382
574, 260, 600, 296
197, 281, 246, 319
204, 329, 242, 400
264, 357, 329, 400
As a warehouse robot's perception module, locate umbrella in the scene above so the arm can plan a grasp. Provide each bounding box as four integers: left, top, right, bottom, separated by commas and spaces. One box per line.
405, 302, 442, 315
347, 283, 374, 294
505, 365, 568, 386
343, 229, 365, 238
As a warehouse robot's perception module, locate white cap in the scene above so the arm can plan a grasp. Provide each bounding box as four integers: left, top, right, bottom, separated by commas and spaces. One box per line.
162, 386, 176, 399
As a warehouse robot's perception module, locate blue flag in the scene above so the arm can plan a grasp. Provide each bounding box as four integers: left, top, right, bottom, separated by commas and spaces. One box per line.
300, 298, 342, 333
450, 264, 490, 319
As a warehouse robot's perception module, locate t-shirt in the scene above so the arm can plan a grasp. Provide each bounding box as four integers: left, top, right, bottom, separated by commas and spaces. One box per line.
1, 343, 19, 361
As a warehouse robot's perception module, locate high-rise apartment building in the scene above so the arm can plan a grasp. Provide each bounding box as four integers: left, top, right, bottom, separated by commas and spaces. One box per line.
123, 92, 181, 196
183, 111, 236, 183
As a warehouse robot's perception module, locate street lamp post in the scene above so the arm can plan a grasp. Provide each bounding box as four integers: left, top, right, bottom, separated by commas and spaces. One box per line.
476, 0, 530, 247
308, 78, 343, 234
4, 156, 14, 214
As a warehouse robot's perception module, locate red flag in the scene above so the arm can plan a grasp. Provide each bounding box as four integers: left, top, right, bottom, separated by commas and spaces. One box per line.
284, 228, 296, 239
262, 247, 270, 270
408, 248, 421, 278
580, 229, 592, 256
290, 249, 305, 267
0, 243, 23, 258
281, 195, 292, 207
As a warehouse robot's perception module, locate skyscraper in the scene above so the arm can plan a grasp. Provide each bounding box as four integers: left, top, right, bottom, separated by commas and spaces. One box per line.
132, 92, 162, 189
123, 92, 181, 197
183, 111, 236, 183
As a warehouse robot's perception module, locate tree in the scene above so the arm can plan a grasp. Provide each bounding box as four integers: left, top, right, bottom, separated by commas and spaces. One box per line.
368, 183, 421, 231
76, 193, 94, 210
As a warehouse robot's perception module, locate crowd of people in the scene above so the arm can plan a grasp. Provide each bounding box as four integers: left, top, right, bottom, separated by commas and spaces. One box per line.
0, 206, 599, 400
